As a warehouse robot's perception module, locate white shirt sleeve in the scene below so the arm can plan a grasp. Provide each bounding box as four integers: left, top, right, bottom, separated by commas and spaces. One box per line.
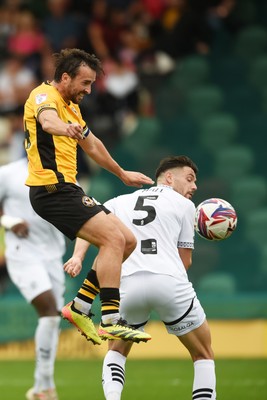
178, 200, 195, 249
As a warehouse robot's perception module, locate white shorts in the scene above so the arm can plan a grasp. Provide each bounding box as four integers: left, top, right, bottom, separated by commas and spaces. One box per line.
120, 271, 206, 336
6, 258, 65, 310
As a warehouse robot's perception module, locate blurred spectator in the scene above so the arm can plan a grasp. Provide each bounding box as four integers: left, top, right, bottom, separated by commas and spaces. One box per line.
101, 57, 140, 117
0, 54, 36, 115
119, 15, 153, 66
42, 0, 86, 52
0, 0, 23, 14
39, 51, 55, 81
6, 110, 25, 161
153, 0, 236, 59
139, 0, 166, 19
7, 9, 50, 76
80, 0, 129, 61
0, 4, 16, 60
78, 53, 141, 149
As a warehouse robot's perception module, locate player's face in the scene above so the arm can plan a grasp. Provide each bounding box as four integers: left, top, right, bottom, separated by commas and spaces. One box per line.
171, 166, 197, 199
66, 65, 96, 104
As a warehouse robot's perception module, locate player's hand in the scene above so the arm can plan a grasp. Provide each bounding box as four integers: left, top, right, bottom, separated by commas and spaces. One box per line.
66, 123, 83, 140
120, 170, 154, 188
11, 222, 29, 238
64, 256, 83, 277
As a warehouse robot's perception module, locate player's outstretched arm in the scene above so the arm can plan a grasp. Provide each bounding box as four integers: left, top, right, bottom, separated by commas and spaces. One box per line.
118, 170, 154, 188
79, 132, 154, 187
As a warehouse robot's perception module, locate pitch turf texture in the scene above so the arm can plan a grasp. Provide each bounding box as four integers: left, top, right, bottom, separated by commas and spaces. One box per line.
1, 359, 267, 400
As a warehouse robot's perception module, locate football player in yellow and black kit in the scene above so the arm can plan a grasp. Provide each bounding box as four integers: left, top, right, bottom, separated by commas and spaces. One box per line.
24, 48, 152, 354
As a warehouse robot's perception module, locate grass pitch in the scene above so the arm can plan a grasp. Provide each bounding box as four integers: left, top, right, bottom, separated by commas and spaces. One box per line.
0, 358, 266, 399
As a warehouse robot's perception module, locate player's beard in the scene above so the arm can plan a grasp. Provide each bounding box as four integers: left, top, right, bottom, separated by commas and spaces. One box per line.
71, 94, 83, 104
69, 90, 85, 104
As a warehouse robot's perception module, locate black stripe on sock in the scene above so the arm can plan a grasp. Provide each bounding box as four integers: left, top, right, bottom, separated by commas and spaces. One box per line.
192, 388, 213, 399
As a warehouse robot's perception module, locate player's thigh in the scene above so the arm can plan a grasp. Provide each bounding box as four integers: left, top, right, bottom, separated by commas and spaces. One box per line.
150, 274, 200, 325
30, 184, 106, 240
162, 294, 206, 336
177, 319, 214, 360
6, 259, 53, 303
78, 211, 126, 249
119, 274, 151, 326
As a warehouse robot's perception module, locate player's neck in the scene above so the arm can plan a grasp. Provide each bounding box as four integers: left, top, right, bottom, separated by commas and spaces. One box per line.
50, 80, 70, 104
157, 184, 173, 190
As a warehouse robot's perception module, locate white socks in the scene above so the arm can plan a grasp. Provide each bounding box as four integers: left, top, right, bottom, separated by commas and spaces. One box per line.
102, 354, 216, 400
193, 359, 216, 399
34, 316, 60, 392
73, 297, 91, 315
101, 313, 120, 325
102, 350, 126, 400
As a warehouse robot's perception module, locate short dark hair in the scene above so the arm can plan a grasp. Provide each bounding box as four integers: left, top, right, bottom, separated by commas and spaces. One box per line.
53, 48, 103, 82
155, 155, 198, 180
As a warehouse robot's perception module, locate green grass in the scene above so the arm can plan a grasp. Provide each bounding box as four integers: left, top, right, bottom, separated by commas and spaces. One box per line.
0, 358, 266, 399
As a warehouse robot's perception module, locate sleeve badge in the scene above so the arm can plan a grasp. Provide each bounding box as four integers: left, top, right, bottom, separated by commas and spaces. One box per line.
35, 93, 48, 105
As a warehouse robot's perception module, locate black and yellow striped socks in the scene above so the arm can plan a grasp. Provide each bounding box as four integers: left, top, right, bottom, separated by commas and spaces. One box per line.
73, 269, 100, 315
99, 288, 120, 324
77, 269, 100, 303
73, 269, 120, 323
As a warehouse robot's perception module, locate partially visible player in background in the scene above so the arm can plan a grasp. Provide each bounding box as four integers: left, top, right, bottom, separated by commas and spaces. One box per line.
64, 155, 217, 400
0, 157, 66, 400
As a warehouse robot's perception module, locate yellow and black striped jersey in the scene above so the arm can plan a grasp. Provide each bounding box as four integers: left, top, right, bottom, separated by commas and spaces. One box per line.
24, 81, 88, 186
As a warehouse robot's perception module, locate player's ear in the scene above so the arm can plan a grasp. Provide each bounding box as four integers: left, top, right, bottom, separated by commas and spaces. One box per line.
165, 171, 173, 185
61, 72, 70, 84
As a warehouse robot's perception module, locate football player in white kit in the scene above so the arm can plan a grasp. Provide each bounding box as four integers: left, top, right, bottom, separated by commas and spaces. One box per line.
64, 155, 216, 400
0, 157, 66, 400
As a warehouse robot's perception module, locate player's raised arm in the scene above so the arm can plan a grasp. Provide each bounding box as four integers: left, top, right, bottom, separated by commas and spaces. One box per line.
79, 132, 154, 187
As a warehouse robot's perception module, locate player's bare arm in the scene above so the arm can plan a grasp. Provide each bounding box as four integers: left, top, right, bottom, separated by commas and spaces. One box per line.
64, 238, 90, 277
79, 132, 154, 187
0, 214, 29, 238
38, 109, 84, 140
178, 247, 193, 270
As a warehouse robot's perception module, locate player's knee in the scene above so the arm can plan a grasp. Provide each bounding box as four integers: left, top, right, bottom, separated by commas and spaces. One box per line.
191, 347, 214, 362
109, 228, 126, 252
33, 294, 59, 317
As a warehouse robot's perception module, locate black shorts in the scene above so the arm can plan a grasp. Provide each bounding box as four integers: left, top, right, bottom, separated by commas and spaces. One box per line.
29, 183, 110, 240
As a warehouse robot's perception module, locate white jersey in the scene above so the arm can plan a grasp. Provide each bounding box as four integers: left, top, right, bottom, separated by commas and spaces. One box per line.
0, 158, 66, 262
104, 185, 196, 281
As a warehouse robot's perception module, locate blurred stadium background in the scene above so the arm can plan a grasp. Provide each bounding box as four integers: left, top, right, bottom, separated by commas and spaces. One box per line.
0, 0, 267, 369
